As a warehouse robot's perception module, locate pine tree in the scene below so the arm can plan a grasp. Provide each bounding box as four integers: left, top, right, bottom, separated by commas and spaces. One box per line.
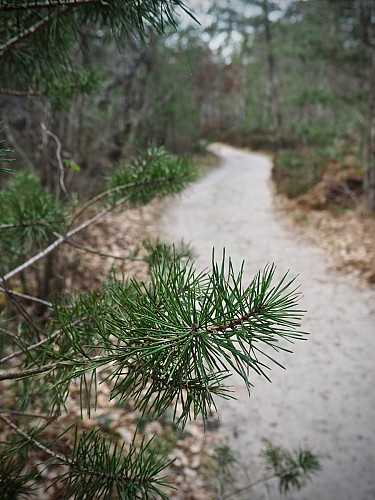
0, 2, 320, 497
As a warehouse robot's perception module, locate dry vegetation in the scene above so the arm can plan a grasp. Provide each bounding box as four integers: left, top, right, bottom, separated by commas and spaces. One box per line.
274, 161, 375, 287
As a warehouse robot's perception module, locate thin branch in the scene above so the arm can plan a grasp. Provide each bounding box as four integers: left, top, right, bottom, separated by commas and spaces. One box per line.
222, 472, 280, 499
2, 112, 35, 172
70, 174, 178, 224
0, 354, 108, 381
0, 326, 17, 339
4, 172, 183, 282
0, 413, 66, 462
207, 303, 267, 333
0, 7, 69, 56
0, 409, 55, 420
0, 221, 51, 230
0, 88, 39, 96
62, 236, 145, 262
1, 277, 43, 341
0, 285, 53, 308
3, 194, 130, 282
0, 317, 88, 365
0, 0, 103, 12
0, 413, 167, 486
41, 122, 69, 199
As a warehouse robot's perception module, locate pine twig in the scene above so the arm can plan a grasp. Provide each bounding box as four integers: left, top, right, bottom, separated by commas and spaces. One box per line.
0, 0, 104, 12
0, 317, 87, 365
0, 354, 109, 381
0, 221, 51, 230
0, 413, 66, 462
3, 195, 130, 282
0, 7, 69, 55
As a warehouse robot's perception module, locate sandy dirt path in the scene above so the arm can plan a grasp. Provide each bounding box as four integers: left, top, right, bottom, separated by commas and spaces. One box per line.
159, 144, 375, 500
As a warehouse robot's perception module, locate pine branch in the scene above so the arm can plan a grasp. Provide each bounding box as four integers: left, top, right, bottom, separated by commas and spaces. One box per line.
0, 353, 109, 381
0, 409, 55, 420
0, 0, 102, 11
207, 303, 268, 332
70, 175, 183, 224
3, 195, 129, 282
0, 7, 70, 55
0, 413, 66, 461
0, 317, 87, 365
1, 277, 43, 340
0, 415, 173, 498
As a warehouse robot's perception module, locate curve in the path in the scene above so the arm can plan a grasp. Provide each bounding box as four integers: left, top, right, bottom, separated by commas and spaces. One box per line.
159, 144, 375, 500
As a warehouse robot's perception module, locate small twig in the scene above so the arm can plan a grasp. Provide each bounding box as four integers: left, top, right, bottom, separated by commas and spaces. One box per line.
0, 285, 53, 308
70, 174, 180, 224
1, 277, 43, 341
0, 409, 55, 421
0, 7, 69, 55
0, 88, 40, 97
222, 472, 279, 499
0, 317, 88, 365
0, 354, 110, 381
41, 122, 69, 199
0, 413, 66, 462
0, 221, 51, 230
207, 304, 267, 333
0, 326, 17, 339
0, 0, 104, 12
3, 195, 130, 282
62, 236, 145, 262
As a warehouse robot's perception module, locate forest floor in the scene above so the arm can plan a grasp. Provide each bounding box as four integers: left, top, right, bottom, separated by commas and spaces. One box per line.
274, 194, 375, 287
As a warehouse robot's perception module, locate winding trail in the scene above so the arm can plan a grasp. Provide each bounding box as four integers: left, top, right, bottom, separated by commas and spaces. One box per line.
159, 144, 375, 500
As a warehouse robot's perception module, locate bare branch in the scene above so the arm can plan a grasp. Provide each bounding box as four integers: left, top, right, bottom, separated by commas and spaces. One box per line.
0, 317, 88, 365
62, 236, 145, 262
3, 195, 130, 282
0, 285, 53, 308
1, 0, 102, 12
41, 122, 69, 199
0, 7, 69, 56
0, 409, 55, 420
0, 354, 109, 381
0, 88, 39, 96
0, 413, 66, 462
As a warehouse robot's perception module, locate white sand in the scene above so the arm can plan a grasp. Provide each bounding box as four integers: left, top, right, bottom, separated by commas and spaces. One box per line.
160, 144, 375, 500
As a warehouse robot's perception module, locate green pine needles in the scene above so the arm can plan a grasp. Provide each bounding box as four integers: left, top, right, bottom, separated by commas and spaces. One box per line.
103, 255, 305, 426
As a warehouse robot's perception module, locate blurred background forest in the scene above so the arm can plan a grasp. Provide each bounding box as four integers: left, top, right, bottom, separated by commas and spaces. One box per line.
0, 1, 374, 498
1, 0, 374, 207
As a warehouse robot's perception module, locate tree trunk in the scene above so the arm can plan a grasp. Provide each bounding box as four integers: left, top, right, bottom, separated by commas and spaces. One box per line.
263, 0, 282, 131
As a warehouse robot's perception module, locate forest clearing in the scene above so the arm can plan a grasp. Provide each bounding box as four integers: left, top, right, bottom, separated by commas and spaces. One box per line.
1, 0, 374, 498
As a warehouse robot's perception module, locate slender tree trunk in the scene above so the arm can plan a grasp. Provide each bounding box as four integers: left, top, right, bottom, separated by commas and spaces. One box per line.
359, 0, 375, 210
263, 0, 282, 131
